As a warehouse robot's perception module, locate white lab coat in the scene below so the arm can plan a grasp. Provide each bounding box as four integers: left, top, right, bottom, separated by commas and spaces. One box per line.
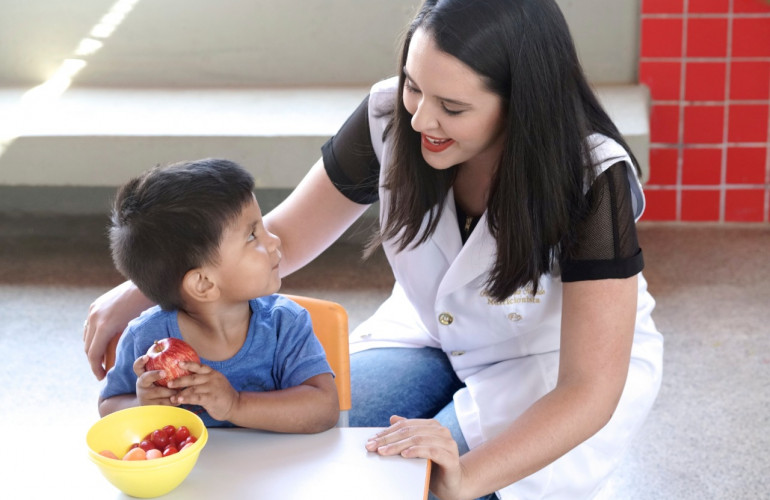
350, 78, 663, 499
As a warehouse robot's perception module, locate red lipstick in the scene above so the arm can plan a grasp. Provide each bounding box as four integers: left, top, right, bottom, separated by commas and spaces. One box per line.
422, 134, 454, 153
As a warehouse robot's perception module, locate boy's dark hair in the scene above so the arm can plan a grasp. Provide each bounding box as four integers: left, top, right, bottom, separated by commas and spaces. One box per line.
110, 158, 255, 310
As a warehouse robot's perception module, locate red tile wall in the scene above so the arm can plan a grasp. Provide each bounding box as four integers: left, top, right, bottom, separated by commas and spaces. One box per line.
639, 0, 770, 222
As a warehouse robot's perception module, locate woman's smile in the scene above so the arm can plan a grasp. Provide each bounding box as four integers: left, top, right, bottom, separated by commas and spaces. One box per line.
422, 133, 455, 153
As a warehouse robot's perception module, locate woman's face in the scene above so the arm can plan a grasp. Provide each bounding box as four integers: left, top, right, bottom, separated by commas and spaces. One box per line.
402, 28, 507, 173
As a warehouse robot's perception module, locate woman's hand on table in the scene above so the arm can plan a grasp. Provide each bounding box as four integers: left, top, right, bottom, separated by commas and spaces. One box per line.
366, 415, 466, 500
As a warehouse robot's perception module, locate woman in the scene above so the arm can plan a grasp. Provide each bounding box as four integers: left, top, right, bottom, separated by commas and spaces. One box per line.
84, 1, 663, 498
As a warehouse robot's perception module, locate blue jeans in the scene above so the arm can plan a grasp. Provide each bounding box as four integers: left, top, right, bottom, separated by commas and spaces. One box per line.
350, 347, 497, 500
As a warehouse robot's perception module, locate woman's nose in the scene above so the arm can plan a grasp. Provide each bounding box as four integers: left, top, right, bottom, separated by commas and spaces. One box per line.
410, 101, 438, 132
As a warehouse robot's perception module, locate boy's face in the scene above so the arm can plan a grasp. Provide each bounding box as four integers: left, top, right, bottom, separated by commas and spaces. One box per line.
209, 195, 282, 301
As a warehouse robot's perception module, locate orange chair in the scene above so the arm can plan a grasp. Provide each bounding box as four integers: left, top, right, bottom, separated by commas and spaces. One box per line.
104, 294, 352, 427
282, 294, 351, 427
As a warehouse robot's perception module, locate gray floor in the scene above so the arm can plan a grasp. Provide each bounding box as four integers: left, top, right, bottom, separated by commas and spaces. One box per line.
1, 213, 768, 499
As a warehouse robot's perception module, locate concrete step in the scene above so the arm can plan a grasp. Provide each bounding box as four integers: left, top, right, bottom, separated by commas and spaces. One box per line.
0, 87, 369, 189
0, 83, 649, 214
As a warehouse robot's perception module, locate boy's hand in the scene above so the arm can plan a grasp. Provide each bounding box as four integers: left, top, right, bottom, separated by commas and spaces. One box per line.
134, 354, 179, 406
168, 362, 238, 422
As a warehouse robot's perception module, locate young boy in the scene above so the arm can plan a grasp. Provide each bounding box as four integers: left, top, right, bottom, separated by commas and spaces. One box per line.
99, 158, 339, 432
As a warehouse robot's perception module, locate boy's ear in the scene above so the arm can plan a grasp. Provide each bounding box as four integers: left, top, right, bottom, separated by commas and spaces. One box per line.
182, 268, 220, 302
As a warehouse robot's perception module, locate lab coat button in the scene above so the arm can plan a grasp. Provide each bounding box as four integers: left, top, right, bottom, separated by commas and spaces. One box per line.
438, 312, 454, 325
508, 312, 523, 322
450, 350, 465, 356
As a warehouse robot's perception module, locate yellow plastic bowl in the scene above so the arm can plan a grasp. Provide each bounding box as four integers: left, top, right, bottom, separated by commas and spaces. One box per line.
86, 406, 208, 498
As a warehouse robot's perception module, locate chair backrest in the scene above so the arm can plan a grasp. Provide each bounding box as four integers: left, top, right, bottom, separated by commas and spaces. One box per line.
282, 294, 352, 426
103, 294, 352, 426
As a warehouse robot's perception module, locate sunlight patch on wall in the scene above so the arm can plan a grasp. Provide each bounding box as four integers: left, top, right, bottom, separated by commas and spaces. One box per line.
21, 59, 87, 107
75, 38, 105, 57
0, 0, 142, 158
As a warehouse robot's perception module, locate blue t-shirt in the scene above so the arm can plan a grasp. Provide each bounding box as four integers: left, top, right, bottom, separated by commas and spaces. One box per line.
100, 295, 333, 427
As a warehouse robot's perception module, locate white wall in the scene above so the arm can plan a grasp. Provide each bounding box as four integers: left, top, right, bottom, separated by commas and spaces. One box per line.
0, 0, 417, 88
0, 0, 639, 88
0, 0, 644, 214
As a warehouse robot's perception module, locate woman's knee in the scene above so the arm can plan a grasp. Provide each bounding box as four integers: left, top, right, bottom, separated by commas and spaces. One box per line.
349, 347, 464, 426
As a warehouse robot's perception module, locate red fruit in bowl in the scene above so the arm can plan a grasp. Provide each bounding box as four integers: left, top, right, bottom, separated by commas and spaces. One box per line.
151, 429, 169, 449
138, 440, 155, 452
145, 338, 200, 387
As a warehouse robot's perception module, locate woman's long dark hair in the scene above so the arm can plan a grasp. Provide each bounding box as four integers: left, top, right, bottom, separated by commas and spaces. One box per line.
375, 0, 640, 301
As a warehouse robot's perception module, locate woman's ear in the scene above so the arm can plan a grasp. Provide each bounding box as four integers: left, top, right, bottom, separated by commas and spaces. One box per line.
182, 268, 220, 303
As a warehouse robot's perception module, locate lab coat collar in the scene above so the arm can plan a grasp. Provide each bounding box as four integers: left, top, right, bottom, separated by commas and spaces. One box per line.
430, 187, 463, 265
434, 196, 496, 299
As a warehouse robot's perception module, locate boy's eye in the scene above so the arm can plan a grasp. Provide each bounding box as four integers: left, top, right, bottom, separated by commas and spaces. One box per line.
247, 231, 256, 242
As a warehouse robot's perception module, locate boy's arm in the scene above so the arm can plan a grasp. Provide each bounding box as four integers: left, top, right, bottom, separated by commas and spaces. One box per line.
98, 393, 142, 416
99, 354, 179, 417
227, 372, 339, 433
171, 364, 339, 433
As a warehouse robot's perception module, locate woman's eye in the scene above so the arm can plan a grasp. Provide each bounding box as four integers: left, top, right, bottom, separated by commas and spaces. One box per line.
247, 231, 256, 242
404, 82, 421, 94
442, 105, 463, 116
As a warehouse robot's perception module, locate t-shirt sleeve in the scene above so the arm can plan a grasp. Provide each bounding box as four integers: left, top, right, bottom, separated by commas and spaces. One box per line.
273, 303, 334, 389
560, 161, 645, 282
321, 95, 381, 205
99, 327, 142, 400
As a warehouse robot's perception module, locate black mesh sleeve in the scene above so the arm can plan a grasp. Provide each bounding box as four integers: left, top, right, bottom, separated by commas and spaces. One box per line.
561, 161, 644, 282
321, 95, 381, 205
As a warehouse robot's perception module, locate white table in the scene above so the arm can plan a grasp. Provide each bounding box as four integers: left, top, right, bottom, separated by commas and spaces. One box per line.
161, 427, 431, 499
13, 424, 430, 498
34, 426, 428, 499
